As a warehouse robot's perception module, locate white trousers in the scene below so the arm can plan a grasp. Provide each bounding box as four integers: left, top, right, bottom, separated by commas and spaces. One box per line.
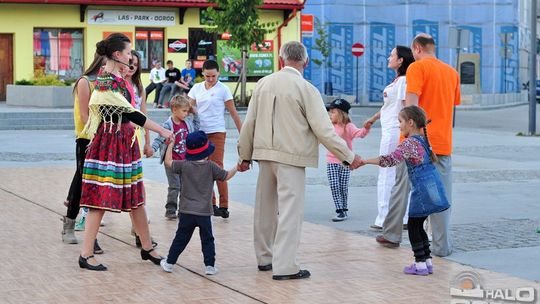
374, 127, 408, 226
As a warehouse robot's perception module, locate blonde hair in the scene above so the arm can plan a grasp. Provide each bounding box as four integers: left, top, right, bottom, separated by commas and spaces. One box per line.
170, 95, 190, 111
332, 108, 351, 125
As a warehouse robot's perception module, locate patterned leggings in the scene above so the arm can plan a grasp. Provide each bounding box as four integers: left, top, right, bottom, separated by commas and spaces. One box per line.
326, 163, 351, 212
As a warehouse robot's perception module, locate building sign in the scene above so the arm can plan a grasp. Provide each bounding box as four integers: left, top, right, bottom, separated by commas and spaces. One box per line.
301, 14, 314, 35
88, 10, 175, 26
369, 22, 395, 101
217, 40, 274, 77
168, 39, 187, 53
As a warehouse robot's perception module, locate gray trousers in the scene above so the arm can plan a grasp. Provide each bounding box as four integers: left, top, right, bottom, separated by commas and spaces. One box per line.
382, 162, 410, 243
382, 156, 453, 257
430, 156, 453, 256
165, 164, 181, 212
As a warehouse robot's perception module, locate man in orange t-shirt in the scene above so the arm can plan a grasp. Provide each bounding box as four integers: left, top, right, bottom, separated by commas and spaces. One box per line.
406, 33, 459, 257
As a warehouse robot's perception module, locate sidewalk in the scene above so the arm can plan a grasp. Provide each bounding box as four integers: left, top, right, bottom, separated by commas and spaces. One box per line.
1, 166, 538, 304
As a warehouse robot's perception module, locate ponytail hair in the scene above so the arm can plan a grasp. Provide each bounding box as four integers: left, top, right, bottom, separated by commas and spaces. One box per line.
422, 120, 438, 163
96, 33, 131, 59
399, 106, 438, 163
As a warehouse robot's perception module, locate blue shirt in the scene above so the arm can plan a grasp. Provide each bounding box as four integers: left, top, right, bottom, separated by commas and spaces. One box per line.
181, 68, 196, 85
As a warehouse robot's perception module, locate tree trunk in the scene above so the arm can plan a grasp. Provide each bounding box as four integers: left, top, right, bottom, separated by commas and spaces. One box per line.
240, 48, 248, 106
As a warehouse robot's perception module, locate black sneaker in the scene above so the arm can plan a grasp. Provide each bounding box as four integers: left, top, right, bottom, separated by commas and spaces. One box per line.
213, 205, 221, 217
332, 211, 347, 222
93, 239, 104, 254
219, 207, 229, 218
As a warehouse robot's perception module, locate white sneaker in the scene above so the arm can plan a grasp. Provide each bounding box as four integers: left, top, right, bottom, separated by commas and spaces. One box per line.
160, 259, 173, 273
205, 265, 218, 275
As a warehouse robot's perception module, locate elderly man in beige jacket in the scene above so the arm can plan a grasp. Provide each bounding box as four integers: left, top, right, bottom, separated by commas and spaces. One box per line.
238, 41, 362, 280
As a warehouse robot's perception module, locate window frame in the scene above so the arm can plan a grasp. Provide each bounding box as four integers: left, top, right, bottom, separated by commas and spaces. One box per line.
32, 27, 85, 81
135, 28, 165, 73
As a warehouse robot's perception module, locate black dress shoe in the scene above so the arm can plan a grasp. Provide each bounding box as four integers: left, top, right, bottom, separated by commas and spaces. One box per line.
79, 255, 107, 271
93, 239, 104, 254
272, 269, 311, 280
141, 248, 163, 265
258, 264, 272, 271
135, 235, 158, 248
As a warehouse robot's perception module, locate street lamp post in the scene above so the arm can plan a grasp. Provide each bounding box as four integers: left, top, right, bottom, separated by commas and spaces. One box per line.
529, 0, 537, 135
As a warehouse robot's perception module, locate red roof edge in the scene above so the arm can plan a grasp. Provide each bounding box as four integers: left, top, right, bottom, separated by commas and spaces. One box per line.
0, 0, 304, 9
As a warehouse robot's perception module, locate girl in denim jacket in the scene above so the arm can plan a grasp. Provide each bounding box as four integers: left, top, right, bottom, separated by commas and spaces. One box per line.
361, 106, 450, 276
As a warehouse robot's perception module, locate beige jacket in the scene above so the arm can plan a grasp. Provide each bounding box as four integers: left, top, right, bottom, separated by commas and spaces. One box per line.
238, 67, 354, 168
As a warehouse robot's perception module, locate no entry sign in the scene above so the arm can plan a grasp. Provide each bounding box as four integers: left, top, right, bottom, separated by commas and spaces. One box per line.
352, 43, 365, 57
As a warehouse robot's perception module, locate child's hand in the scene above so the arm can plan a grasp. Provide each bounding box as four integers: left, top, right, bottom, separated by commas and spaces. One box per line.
143, 144, 153, 158
238, 161, 250, 172
349, 155, 363, 170
363, 119, 374, 129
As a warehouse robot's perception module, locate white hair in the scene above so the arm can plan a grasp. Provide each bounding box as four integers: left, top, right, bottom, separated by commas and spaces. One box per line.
279, 41, 308, 64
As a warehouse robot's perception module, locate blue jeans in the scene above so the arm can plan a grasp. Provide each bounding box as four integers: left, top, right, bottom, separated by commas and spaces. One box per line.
166, 213, 215, 267
158, 83, 178, 106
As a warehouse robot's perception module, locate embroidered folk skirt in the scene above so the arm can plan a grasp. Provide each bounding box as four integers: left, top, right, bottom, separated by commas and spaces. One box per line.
80, 122, 145, 212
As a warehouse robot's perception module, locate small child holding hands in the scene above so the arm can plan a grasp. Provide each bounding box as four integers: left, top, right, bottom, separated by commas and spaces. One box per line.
161, 131, 237, 275
152, 95, 199, 219
326, 99, 370, 221
360, 106, 450, 275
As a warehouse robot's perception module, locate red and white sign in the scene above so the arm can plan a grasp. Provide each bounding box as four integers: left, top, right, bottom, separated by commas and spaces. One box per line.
352, 42, 365, 57
150, 31, 163, 40
168, 39, 187, 53
301, 14, 314, 33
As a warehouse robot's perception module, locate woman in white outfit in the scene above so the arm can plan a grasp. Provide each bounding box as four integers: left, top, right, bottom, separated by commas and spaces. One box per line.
364, 46, 415, 230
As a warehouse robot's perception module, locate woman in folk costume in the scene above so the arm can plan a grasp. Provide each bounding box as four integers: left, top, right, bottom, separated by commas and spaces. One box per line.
364, 46, 415, 230
78, 33, 173, 271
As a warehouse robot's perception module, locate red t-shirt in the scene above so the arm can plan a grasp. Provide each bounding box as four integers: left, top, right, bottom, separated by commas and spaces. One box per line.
172, 120, 189, 160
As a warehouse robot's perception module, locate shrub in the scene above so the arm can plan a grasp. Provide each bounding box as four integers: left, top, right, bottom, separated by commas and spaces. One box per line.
32, 73, 68, 86
15, 79, 34, 85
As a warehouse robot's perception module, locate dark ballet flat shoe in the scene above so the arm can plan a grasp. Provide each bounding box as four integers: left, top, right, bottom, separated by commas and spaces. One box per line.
141, 248, 163, 265
79, 255, 107, 271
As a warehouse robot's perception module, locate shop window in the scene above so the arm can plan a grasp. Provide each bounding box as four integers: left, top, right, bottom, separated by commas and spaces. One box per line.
136, 29, 164, 71
189, 28, 217, 68
33, 28, 84, 80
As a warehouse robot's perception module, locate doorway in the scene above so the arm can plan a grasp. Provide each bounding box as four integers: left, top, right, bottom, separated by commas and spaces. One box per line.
0, 34, 14, 101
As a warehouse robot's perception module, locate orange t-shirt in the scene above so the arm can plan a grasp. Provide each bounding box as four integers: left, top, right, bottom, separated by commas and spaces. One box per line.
406, 57, 460, 155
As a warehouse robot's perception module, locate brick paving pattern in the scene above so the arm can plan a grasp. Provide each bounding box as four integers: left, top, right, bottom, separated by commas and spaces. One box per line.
1, 167, 538, 304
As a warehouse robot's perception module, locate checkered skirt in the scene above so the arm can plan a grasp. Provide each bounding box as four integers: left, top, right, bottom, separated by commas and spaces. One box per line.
80, 122, 145, 212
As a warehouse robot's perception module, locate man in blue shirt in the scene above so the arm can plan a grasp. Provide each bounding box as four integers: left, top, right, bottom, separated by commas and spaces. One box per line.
181, 59, 196, 93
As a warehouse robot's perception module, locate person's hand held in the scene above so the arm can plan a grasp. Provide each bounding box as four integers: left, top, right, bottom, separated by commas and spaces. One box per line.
363, 119, 373, 129
349, 155, 363, 170
144, 145, 153, 158
238, 161, 250, 172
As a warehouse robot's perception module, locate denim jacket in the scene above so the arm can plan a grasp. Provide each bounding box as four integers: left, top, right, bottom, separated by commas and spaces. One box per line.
406, 135, 450, 217
152, 114, 199, 164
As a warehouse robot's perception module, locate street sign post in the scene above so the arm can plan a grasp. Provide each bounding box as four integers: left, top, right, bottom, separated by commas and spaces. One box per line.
352, 43, 364, 104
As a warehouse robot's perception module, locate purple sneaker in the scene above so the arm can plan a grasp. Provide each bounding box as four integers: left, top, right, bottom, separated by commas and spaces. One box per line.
427, 264, 433, 274
403, 264, 429, 276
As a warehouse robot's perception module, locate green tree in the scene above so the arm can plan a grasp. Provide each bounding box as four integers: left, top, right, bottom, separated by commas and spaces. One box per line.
311, 17, 332, 95
206, 0, 276, 105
